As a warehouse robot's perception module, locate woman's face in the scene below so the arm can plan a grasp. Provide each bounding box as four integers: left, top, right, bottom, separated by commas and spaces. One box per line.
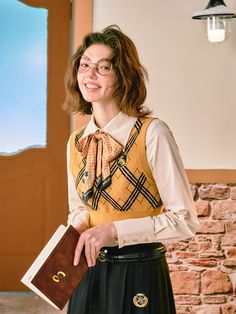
77, 44, 117, 106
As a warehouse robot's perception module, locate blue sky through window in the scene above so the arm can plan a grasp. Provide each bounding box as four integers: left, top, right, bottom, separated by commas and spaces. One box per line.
0, 0, 47, 155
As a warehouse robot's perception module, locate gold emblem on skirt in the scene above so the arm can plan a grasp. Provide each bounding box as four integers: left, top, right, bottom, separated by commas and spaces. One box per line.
133, 293, 148, 308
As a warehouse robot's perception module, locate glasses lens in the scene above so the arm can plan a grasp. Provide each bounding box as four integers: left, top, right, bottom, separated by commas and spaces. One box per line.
97, 59, 112, 75
78, 59, 112, 75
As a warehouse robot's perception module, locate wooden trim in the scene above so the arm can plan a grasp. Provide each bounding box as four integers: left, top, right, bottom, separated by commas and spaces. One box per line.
186, 169, 236, 184
70, 0, 93, 132
72, 0, 93, 52
19, 0, 52, 6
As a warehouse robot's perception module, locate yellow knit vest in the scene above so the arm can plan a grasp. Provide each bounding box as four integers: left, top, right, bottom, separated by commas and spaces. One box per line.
69, 117, 164, 227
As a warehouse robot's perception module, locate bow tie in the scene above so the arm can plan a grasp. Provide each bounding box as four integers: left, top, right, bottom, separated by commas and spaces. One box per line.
78, 130, 123, 202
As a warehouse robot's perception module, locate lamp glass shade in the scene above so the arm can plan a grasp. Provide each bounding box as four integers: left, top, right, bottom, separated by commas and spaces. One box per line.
202, 16, 231, 42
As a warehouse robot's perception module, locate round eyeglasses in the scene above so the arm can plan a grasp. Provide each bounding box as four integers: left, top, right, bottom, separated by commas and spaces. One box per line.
78, 58, 113, 76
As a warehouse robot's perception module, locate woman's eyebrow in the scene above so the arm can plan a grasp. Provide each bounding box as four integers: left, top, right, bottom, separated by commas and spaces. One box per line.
81, 55, 90, 60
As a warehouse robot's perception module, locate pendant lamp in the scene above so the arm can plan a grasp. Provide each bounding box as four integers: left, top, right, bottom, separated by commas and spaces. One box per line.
192, 0, 236, 43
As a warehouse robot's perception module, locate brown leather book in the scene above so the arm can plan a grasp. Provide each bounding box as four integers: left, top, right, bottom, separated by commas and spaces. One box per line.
21, 225, 88, 310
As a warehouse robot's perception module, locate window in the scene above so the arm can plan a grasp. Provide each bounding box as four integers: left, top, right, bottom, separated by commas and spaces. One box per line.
0, 0, 48, 155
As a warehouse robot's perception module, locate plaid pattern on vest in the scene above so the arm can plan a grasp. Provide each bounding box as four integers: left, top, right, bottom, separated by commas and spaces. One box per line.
69, 117, 164, 227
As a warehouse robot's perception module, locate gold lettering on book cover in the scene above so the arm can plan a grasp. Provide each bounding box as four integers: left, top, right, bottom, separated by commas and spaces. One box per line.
52, 271, 66, 283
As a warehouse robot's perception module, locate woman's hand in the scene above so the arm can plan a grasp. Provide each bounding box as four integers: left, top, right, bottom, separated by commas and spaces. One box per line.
73, 223, 118, 267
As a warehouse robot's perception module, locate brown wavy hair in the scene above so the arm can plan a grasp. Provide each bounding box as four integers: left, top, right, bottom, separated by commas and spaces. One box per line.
63, 25, 151, 117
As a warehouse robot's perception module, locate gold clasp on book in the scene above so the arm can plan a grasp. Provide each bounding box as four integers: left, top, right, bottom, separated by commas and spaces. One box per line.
52, 271, 66, 283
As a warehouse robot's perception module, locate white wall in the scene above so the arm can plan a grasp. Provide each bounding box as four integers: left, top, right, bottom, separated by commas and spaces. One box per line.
93, 0, 236, 169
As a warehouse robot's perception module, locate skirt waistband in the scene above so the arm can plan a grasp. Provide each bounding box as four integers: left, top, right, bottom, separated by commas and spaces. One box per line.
98, 242, 166, 263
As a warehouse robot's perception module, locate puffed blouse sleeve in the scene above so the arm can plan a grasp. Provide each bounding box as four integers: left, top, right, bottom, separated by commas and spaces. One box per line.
114, 119, 199, 248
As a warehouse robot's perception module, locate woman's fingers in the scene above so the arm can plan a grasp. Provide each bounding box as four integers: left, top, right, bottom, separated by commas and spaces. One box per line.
73, 223, 118, 267
74, 234, 98, 267
84, 237, 93, 267
73, 236, 85, 266
90, 237, 98, 266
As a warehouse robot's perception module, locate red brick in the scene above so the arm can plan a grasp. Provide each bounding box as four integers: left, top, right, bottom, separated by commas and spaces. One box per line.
230, 186, 236, 200
221, 235, 236, 246
225, 220, 236, 235
202, 295, 226, 304
176, 305, 191, 314
169, 265, 189, 272
188, 266, 207, 272
223, 259, 236, 267
201, 270, 232, 294
221, 304, 236, 314
212, 200, 236, 220
187, 259, 217, 267
224, 247, 236, 258
175, 295, 201, 305
170, 271, 200, 295
190, 305, 221, 314
176, 251, 199, 259
199, 184, 229, 200
199, 251, 224, 258
195, 201, 209, 217
166, 256, 179, 264
197, 220, 224, 234
195, 235, 211, 242
188, 242, 211, 252
228, 273, 236, 296
166, 242, 189, 251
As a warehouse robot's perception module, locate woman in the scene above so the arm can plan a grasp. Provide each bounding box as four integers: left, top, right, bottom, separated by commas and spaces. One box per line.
64, 25, 199, 314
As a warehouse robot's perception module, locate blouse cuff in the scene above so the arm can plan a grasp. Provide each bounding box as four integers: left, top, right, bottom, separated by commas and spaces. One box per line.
114, 216, 155, 248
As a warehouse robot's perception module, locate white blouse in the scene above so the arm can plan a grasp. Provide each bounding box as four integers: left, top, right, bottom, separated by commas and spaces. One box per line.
67, 112, 199, 248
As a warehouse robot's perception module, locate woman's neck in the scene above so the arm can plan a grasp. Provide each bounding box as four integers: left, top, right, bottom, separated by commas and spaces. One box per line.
92, 102, 120, 128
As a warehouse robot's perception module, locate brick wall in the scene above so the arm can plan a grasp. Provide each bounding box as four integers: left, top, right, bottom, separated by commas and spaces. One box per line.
167, 184, 236, 314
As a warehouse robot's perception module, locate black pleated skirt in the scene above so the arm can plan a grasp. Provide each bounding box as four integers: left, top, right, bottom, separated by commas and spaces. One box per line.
67, 243, 176, 314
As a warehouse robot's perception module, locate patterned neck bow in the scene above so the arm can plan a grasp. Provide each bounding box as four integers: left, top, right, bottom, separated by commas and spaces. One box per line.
78, 130, 123, 202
